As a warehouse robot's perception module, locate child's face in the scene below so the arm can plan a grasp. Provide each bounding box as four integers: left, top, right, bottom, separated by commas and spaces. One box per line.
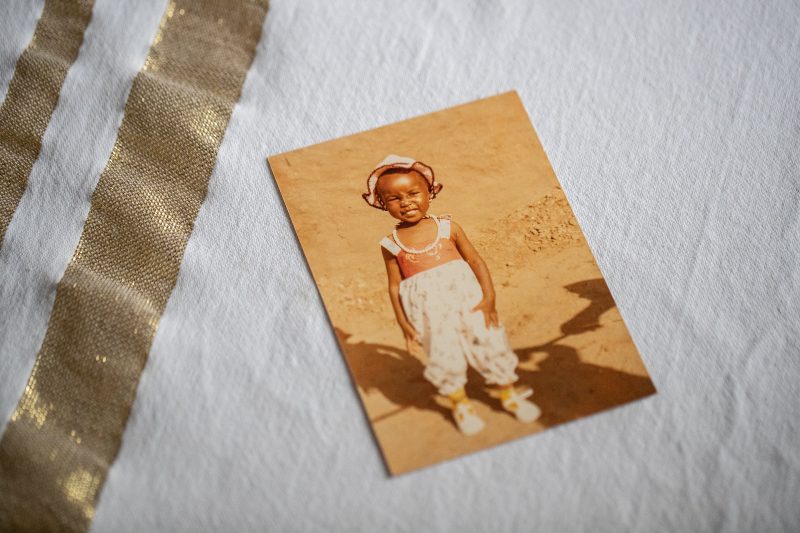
377, 171, 431, 224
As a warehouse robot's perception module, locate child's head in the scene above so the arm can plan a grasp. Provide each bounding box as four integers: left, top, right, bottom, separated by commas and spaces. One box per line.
362, 155, 443, 223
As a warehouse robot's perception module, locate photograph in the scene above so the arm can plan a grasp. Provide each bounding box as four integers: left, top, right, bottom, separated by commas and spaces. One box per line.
268, 91, 656, 475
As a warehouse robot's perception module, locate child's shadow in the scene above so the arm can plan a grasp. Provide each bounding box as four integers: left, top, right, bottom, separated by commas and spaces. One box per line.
335, 328, 451, 424
560, 278, 618, 335
515, 278, 656, 426
515, 342, 655, 427
334, 278, 655, 429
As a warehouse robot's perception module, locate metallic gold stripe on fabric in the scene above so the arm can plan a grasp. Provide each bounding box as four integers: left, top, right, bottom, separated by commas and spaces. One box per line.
0, 0, 94, 243
0, 1, 268, 530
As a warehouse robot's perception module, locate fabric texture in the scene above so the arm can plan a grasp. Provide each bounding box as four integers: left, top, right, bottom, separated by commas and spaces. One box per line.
0, 0, 268, 529
0, 0, 798, 531
0, 0, 94, 242
399, 258, 519, 395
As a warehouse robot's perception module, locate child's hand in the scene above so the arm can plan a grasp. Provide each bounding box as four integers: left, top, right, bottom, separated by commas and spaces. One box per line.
472, 298, 499, 328
400, 321, 419, 343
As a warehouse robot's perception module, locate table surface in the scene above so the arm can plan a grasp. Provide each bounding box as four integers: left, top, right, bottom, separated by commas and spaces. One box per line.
0, 0, 798, 531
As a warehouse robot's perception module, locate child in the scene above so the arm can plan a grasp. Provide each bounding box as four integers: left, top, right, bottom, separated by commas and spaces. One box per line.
363, 154, 541, 435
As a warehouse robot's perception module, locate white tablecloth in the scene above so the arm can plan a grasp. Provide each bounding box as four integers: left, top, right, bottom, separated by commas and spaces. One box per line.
1, 0, 798, 530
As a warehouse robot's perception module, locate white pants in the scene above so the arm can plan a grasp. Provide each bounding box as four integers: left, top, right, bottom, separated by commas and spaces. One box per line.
399, 260, 519, 396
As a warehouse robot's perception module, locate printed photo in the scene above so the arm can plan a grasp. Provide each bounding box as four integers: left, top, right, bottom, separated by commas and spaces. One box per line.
268, 92, 656, 474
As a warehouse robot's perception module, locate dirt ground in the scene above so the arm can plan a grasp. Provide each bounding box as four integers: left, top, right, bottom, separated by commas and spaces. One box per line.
269, 92, 655, 475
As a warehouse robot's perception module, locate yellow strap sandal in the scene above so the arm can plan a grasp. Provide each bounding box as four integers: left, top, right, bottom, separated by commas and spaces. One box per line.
452, 400, 486, 436
500, 387, 542, 423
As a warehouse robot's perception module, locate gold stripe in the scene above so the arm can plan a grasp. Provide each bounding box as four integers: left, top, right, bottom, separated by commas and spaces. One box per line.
0, 1, 268, 530
0, 0, 94, 243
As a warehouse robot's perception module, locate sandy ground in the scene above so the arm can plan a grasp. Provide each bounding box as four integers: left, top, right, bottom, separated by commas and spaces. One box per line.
269, 92, 655, 475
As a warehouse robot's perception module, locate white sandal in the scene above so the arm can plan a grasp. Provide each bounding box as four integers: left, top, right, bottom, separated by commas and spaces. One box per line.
501, 387, 542, 423
453, 401, 486, 436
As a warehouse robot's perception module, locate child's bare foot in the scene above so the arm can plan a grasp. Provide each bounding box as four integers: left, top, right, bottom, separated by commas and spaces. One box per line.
499, 386, 541, 423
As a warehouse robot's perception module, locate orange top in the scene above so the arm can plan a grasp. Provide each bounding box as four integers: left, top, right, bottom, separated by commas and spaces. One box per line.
380, 216, 462, 278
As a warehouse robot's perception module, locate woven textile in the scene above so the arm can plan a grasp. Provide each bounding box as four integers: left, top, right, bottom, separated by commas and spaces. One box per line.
0, 0, 798, 531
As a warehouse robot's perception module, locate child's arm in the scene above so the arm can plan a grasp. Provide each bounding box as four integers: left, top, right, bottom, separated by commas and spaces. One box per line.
451, 221, 499, 327
382, 247, 418, 342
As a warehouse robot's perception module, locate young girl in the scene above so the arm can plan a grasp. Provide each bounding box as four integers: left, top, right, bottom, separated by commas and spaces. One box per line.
363, 154, 541, 435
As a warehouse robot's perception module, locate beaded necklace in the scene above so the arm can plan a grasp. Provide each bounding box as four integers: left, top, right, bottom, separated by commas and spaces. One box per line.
392, 215, 440, 254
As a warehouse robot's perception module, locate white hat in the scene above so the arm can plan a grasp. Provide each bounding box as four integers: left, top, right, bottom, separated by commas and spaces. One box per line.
361, 154, 441, 210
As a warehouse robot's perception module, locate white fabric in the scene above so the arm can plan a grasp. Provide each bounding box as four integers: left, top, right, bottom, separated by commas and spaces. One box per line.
379, 235, 401, 256
439, 217, 450, 239
400, 259, 519, 395
0, 0, 797, 531
0, 0, 165, 427
0, 0, 44, 104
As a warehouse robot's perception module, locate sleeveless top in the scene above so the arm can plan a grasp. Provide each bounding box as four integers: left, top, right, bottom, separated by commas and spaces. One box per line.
380, 215, 463, 278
